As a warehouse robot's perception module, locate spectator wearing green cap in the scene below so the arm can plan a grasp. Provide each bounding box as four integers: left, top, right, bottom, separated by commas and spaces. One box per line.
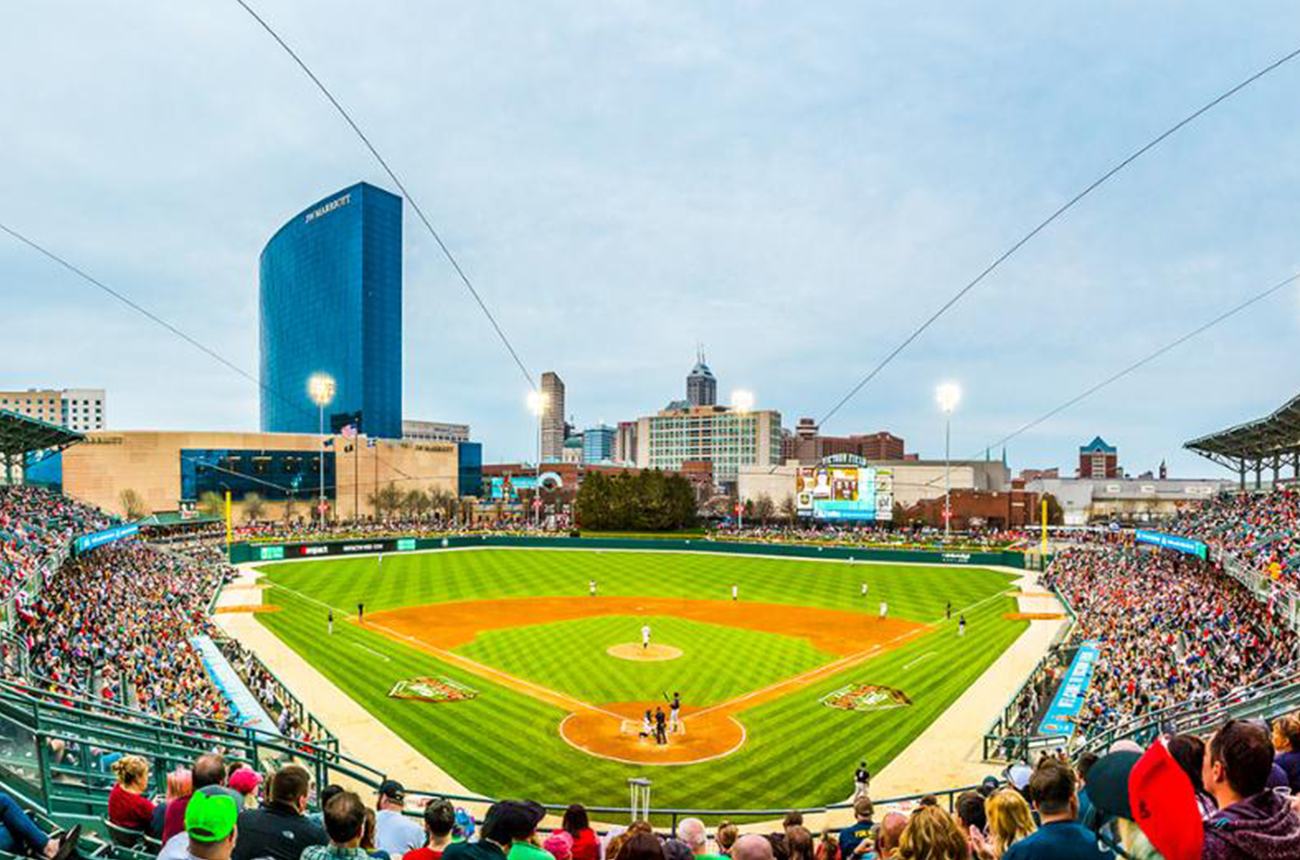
169, 786, 240, 860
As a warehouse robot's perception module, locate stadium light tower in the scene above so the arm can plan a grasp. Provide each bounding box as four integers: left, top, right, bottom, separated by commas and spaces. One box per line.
936, 382, 961, 540
527, 390, 546, 527
308, 373, 336, 525
730, 389, 754, 412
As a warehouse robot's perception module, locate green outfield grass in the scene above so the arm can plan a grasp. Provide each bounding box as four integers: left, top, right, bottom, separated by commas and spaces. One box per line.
255, 548, 1027, 809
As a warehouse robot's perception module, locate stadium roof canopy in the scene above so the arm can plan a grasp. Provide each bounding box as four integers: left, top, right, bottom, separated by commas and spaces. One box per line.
1185, 391, 1300, 486
0, 409, 84, 482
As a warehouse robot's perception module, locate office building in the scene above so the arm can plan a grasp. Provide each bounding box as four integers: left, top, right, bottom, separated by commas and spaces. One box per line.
0, 388, 105, 432
540, 372, 566, 462
637, 403, 782, 486
583, 424, 616, 464
780, 418, 905, 464
260, 182, 403, 439
1078, 436, 1120, 478
615, 420, 639, 465
403, 419, 470, 443
686, 351, 717, 407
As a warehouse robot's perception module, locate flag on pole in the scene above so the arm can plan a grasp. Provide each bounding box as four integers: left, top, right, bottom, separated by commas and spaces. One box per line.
341, 423, 358, 439
322, 438, 334, 448
367, 437, 377, 448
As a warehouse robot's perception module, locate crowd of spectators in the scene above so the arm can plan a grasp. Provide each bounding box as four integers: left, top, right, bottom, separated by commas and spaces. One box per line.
16, 539, 230, 719
0, 485, 115, 602
81, 716, 1300, 860
1043, 546, 1298, 738
1171, 488, 1300, 587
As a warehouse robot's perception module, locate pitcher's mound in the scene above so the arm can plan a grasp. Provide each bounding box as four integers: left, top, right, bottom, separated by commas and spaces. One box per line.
607, 643, 683, 662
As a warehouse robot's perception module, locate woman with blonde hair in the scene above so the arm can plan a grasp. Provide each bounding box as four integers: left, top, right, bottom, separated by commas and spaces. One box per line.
107, 755, 155, 835
978, 790, 1035, 858
897, 807, 970, 860
151, 767, 191, 838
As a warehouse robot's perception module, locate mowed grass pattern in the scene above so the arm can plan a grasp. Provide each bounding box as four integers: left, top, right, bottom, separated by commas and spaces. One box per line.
459, 615, 834, 706
255, 549, 1027, 809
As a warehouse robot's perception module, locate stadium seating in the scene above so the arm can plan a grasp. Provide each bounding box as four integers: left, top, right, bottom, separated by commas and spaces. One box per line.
3, 485, 1300, 860
1172, 487, 1300, 585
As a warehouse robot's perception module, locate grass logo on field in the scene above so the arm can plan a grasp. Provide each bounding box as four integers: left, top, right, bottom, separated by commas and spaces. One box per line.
388, 676, 479, 704
820, 683, 912, 712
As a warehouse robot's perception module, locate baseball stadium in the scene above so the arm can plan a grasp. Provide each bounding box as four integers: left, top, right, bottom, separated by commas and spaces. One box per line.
6, 6, 1300, 860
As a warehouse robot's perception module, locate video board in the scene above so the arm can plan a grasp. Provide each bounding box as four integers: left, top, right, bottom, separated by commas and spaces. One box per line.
796, 458, 893, 522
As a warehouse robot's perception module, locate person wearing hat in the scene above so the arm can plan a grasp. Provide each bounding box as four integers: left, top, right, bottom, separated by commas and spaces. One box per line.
444, 801, 545, 860
158, 786, 241, 860
226, 768, 263, 810
302, 791, 372, 860
837, 796, 874, 858
374, 780, 424, 857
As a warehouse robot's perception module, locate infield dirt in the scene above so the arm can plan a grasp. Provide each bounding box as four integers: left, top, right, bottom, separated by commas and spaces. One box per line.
360, 596, 928, 764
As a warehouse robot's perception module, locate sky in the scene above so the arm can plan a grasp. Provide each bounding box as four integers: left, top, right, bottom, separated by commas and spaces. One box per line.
3, 2, 1300, 476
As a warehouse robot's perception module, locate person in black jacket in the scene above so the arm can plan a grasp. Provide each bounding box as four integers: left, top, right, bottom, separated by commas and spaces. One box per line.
231, 765, 327, 860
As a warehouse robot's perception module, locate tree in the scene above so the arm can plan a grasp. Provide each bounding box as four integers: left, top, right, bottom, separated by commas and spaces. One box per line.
119, 488, 147, 520
780, 494, 799, 524
755, 493, 775, 526
283, 494, 299, 523
575, 470, 698, 531
743, 499, 755, 521
401, 489, 430, 520
198, 491, 224, 519
368, 483, 404, 519
243, 493, 266, 523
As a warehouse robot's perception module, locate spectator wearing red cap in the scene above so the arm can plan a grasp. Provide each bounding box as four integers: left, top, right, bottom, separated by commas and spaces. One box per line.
1202, 719, 1300, 860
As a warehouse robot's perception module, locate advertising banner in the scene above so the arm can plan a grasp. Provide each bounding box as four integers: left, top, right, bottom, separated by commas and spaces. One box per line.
1135, 530, 1208, 560
74, 523, 140, 554
1038, 642, 1100, 737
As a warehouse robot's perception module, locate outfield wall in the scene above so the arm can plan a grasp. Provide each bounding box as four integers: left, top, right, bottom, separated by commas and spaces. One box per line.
229, 534, 1036, 568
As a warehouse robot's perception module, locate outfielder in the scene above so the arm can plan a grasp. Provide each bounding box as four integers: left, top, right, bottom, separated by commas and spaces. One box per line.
861, 582, 868, 598
642, 623, 652, 650
959, 614, 966, 637
590, 579, 597, 597
731, 583, 739, 601
328, 609, 334, 635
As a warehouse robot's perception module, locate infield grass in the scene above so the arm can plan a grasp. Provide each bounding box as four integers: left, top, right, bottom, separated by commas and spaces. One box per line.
255, 548, 1026, 809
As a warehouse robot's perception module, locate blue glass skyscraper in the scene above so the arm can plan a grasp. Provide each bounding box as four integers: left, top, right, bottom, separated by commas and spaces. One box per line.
260, 182, 403, 438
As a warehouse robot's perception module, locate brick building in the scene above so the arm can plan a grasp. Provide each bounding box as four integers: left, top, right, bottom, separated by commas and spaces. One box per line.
781, 418, 905, 464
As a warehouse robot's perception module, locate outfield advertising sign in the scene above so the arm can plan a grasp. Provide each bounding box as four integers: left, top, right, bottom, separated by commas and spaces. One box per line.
1135, 530, 1208, 560
1038, 642, 1100, 737
74, 523, 139, 554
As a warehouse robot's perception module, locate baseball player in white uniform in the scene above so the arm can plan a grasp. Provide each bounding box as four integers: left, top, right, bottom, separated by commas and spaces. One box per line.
879, 600, 888, 620
589, 579, 597, 597
642, 623, 652, 650
861, 582, 868, 598
731, 583, 739, 601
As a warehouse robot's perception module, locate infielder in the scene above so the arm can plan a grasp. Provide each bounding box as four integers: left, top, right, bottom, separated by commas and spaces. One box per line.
328, 609, 334, 635
878, 600, 888, 621
861, 582, 868, 598
959, 614, 966, 637
590, 579, 597, 597
731, 583, 738, 601
642, 623, 652, 650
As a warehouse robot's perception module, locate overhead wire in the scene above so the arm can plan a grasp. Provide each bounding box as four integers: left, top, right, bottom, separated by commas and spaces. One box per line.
231, 0, 536, 392
815, 43, 1300, 429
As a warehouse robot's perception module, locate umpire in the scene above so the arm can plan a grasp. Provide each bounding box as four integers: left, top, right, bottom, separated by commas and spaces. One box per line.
654, 707, 668, 744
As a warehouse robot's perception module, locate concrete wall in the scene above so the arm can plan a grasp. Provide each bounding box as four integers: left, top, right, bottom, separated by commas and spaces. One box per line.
63, 430, 459, 520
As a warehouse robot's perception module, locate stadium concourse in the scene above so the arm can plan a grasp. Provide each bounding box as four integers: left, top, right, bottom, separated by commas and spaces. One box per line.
1, 484, 1300, 860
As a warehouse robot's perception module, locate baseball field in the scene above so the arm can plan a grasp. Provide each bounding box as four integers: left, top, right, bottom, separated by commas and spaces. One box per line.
252, 548, 1028, 809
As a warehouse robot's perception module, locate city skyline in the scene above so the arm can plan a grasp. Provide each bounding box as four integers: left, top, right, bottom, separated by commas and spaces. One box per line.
4, 3, 1300, 476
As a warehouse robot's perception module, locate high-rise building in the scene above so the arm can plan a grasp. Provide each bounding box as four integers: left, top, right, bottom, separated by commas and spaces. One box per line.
615, 420, 639, 465
1078, 437, 1120, 478
0, 388, 105, 432
540, 372, 566, 462
260, 182, 403, 438
637, 403, 782, 486
582, 424, 616, 463
686, 350, 717, 407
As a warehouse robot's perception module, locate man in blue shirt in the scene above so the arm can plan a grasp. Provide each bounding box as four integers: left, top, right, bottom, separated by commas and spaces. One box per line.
1004, 759, 1113, 860
837, 796, 874, 858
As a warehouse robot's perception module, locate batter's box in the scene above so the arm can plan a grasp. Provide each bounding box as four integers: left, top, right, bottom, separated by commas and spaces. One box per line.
620, 719, 687, 738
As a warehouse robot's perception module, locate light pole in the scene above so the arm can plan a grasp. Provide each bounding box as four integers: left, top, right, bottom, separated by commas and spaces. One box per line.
309, 373, 336, 526
527, 390, 546, 527
936, 382, 961, 540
